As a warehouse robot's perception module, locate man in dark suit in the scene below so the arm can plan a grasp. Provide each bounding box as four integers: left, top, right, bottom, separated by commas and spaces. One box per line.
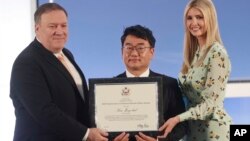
116, 25, 187, 141
10, 3, 108, 141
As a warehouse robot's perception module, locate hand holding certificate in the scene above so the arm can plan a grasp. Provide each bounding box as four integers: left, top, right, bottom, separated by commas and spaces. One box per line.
89, 77, 164, 139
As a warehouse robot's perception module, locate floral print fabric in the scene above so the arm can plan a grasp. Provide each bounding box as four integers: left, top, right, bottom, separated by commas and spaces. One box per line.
178, 42, 231, 141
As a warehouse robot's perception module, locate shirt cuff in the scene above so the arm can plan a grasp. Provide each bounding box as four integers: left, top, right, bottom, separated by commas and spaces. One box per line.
82, 128, 90, 141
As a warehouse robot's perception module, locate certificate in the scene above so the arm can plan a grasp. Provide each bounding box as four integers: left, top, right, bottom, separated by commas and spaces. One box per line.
89, 77, 164, 139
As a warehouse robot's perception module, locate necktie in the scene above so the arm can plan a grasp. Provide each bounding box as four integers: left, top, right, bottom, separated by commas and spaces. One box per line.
57, 53, 85, 100
57, 53, 72, 74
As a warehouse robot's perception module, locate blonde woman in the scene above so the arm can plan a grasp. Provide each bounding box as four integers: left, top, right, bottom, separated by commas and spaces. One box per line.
158, 0, 232, 140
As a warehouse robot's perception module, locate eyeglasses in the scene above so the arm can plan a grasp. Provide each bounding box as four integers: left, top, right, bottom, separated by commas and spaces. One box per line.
123, 45, 151, 54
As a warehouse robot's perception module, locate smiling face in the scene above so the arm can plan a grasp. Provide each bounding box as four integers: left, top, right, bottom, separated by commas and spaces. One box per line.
35, 10, 68, 53
122, 35, 154, 75
186, 7, 207, 45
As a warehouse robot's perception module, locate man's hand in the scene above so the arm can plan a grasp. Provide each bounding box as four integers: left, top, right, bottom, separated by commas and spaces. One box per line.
135, 132, 156, 141
87, 128, 109, 141
113, 132, 129, 141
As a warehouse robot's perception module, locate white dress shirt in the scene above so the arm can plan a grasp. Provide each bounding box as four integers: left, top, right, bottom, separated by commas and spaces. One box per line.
126, 68, 150, 77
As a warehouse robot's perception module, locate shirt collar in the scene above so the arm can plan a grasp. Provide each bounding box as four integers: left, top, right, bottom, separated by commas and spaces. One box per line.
54, 50, 64, 58
126, 68, 150, 77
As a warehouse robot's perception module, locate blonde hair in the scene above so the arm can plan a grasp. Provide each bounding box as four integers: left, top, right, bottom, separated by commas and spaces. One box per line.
181, 0, 223, 73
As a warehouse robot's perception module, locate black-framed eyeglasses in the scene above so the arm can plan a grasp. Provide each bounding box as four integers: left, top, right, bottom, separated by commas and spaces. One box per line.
123, 45, 151, 54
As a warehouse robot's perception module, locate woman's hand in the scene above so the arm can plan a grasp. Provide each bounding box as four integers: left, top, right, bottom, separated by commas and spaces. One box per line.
158, 116, 180, 138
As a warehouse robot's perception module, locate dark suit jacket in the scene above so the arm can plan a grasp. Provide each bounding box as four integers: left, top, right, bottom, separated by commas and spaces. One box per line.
116, 70, 187, 141
10, 39, 90, 141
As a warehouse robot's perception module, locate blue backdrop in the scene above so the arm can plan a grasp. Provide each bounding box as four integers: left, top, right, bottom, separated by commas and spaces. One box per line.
38, 0, 250, 124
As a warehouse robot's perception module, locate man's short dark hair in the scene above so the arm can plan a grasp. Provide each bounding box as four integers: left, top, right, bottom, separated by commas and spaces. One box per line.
121, 25, 156, 48
34, 3, 68, 24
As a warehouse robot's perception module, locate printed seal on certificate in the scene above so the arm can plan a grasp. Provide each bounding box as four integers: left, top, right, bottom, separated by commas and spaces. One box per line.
88, 77, 164, 140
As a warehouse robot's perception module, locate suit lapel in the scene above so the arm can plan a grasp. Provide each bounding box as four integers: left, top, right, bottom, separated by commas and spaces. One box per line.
33, 39, 76, 87
63, 49, 89, 100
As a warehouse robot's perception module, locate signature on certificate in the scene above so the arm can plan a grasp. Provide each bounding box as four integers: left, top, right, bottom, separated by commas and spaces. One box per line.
137, 123, 149, 129
117, 107, 138, 113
